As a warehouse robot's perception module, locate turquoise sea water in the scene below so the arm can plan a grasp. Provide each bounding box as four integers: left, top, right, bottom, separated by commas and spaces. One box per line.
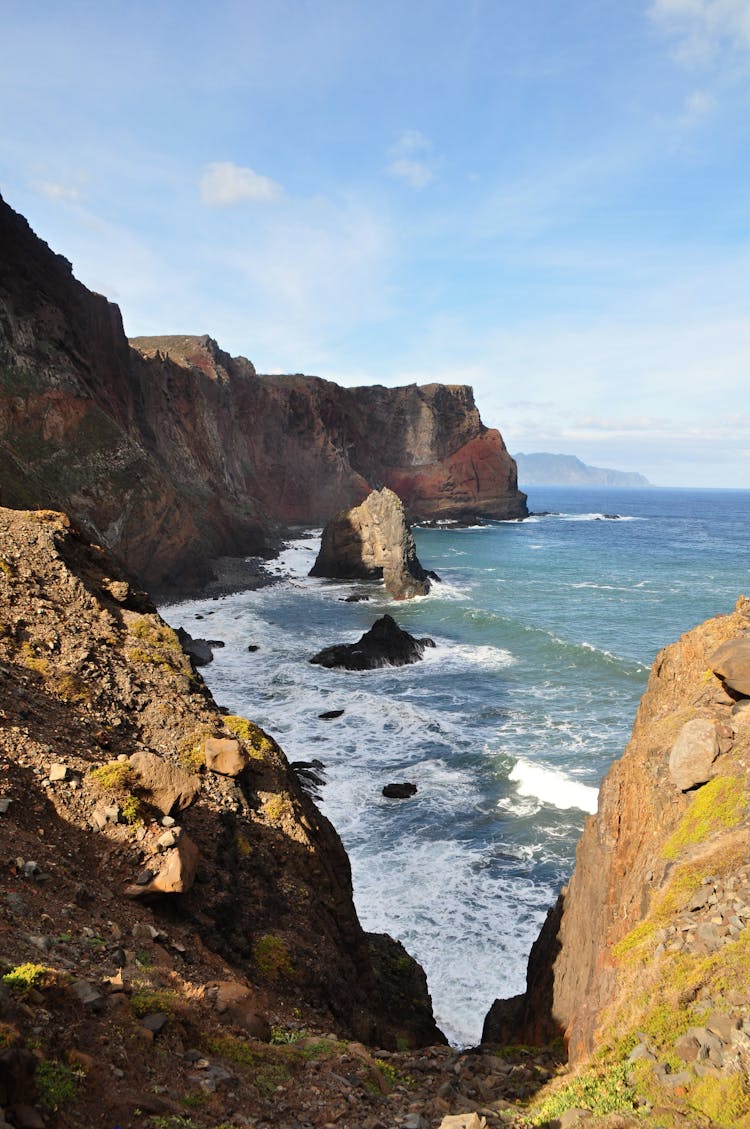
164, 487, 750, 1045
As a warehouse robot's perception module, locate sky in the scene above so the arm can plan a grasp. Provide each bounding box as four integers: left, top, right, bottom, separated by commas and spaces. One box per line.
2, 1, 750, 487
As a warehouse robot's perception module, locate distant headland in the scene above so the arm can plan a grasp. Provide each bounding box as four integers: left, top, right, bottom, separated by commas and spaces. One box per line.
514, 451, 652, 488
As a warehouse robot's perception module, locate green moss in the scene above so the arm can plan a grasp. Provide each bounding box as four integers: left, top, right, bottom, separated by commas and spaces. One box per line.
19, 642, 49, 675
52, 672, 91, 703
120, 794, 142, 825
663, 775, 746, 860
235, 831, 252, 857
0, 558, 14, 576
252, 934, 295, 981
613, 862, 705, 961
35, 1059, 83, 1111
223, 715, 276, 759
2, 962, 56, 993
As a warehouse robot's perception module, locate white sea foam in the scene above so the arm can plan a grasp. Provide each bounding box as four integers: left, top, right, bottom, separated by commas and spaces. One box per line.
508, 758, 599, 814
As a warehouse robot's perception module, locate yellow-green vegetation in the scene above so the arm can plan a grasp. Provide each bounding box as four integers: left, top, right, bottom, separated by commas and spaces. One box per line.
52, 672, 91, 704
686, 1073, 750, 1128
235, 830, 252, 857
126, 617, 187, 673
177, 725, 212, 771
202, 1035, 291, 1097
89, 761, 139, 826
263, 794, 292, 822
223, 714, 276, 759
663, 775, 746, 860
130, 988, 178, 1018
373, 1057, 413, 1090
19, 641, 49, 675
2, 962, 56, 993
252, 934, 295, 981
35, 1059, 83, 1112
0, 558, 14, 576
526, 1061, 637, 1124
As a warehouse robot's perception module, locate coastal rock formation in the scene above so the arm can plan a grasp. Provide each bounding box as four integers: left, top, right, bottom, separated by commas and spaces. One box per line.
0, 194, 526, 596
484, 595, 750, 1121
310, 487, 432, 599
0, 506, 444, 1057
310, 614, 435, 670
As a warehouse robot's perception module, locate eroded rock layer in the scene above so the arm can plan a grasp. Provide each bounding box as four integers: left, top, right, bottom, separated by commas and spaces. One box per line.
0, 195, 526, 596
485, 596, 750, 1094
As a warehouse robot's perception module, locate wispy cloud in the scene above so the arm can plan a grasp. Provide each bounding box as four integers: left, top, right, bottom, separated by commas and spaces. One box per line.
199, 161, 282, 206
650, 0, 750, 65
35, 180, 83, 204
387, 130, 434, 189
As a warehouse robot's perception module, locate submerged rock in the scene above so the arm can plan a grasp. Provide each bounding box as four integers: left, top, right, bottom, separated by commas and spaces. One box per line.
310, 614, 435, 670
310, 487, 434, 600
382, 782, 418, 799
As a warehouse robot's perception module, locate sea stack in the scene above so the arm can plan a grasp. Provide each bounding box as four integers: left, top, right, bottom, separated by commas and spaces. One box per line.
310, 487, 432, 599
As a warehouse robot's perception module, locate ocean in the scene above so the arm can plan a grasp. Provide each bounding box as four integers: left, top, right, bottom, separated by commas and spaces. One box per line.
163, 486, 750, 1046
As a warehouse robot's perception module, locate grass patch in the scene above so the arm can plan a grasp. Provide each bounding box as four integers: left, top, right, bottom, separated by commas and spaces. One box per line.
527, 1061, 637, 1124
126, 617, 188, 673
130, 989, 177, 1018
35, 1059, 83, 1111
252, 935, 295, 981
19, 641, 49, 676
663, 775, 746, 860
686, 1073, 750, 1128
177, 726, 212, 771
89, 760, 135, 798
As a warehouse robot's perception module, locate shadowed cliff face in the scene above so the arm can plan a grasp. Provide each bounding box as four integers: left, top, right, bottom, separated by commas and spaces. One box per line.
0, 195, 526, 595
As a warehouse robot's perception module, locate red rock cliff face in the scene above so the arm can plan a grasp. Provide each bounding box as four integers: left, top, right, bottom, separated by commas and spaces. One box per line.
0, 195, 526, 594
484, 597, 750, 1065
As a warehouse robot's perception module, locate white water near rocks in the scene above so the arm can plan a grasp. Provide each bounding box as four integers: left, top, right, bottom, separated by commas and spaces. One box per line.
163, 486, 750, 1046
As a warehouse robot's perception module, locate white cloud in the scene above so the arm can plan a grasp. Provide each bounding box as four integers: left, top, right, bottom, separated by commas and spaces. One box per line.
681, 87, 717, 121
199, 161, 282, 206
650, 0, 750, 65
35, 180, 82, 204
387, 129, 435, 189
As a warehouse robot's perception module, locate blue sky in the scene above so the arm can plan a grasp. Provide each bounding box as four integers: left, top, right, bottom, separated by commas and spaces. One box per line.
3, 1, 750, 487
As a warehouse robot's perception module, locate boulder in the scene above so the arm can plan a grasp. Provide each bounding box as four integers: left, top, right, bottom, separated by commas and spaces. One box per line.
382, 782, 418, 798
310, 614, 435, 671
203, 736, 248, 777
710, 636, 750, 697
310, 487, 434, 600
129, 751, 201, 814
669, 718, 720, 791
176, 627, 214, 666
213, 980, 271, 1040
126, 831, 200, 897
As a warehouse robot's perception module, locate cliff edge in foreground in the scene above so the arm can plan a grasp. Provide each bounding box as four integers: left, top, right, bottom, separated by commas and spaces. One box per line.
485, 597, 750, 1127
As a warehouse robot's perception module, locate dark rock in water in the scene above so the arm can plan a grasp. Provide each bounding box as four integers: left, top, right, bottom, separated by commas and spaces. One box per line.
247, 643, 259, 652
311, 487, 435, 600
382, 782, 418, 799
340, 594, 371, 602
290, 760, 327, 798
319, 709, 345, 720
310, 614, 435, 671
205, 638, 225, 647
176, 627, 214, 666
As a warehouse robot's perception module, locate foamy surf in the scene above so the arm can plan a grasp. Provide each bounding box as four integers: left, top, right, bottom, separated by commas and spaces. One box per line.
508, 758, 599, 814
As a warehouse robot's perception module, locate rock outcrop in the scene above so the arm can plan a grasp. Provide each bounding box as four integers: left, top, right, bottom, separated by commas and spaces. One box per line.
310, 614, 435, 670
0, 194, 526, 597
484, 596, 750, 1123
0, 505, 444, 1055
309, 487, 433, 599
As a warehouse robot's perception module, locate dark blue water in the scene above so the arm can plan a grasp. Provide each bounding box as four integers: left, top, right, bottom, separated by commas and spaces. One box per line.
164, 487, 750, 1044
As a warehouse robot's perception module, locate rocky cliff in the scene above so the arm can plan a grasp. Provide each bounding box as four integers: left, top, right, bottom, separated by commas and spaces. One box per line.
484, 598, 750, 1126
0, 195, 526, 597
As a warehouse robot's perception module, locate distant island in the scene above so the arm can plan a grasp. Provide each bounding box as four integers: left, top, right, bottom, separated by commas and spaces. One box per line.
513, 452, 652, 488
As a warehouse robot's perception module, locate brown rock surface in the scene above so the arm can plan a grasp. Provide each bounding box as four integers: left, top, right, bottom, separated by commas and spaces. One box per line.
0, 194, 526, 597
203, 735, 249, 776
485, 596, 750, 1065
310, 487, 431, 599
129, 749, 202, 813
0, 505, 444, 1059
710, 635, 750, 697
